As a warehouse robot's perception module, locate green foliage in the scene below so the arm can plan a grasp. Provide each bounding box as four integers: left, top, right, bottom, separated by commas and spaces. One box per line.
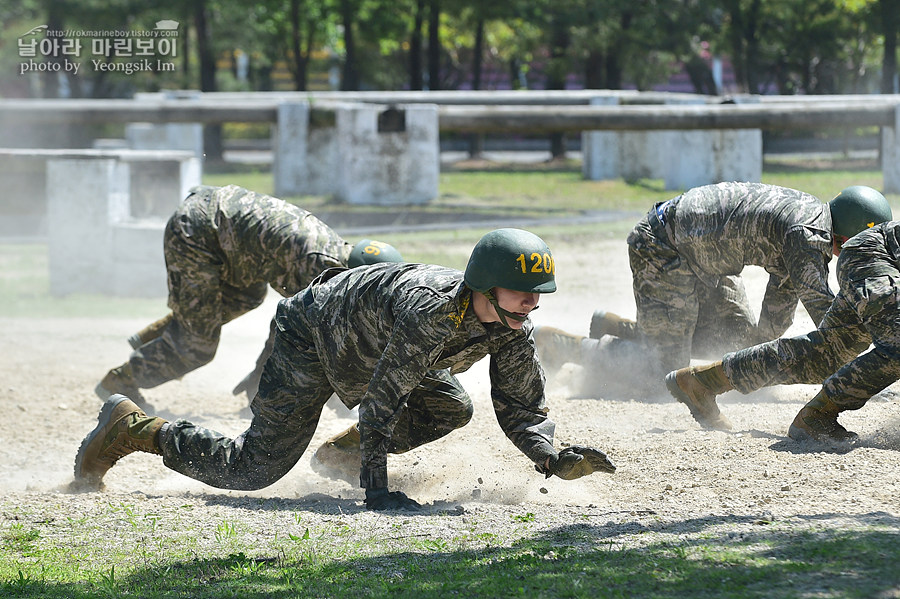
0, 0, 894, 96
1, 519, 899, 598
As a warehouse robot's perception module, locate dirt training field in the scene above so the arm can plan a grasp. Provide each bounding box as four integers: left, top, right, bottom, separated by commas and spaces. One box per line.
2, 235, 899, 582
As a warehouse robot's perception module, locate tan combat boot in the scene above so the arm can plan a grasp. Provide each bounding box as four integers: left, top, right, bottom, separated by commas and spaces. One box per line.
532, 326, 585, 377
589, 310, 639, 340
95, 362, 151, 411
74, 395, 167, 489
311, 424, 361, 485
788, 390, 858, 444
127, 312, 174, 349
665, 361, 734, 431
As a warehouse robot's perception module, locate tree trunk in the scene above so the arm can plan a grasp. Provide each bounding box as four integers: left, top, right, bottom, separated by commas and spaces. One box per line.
409, 0, 425, 90
195, 0, 222, 160
427, 0, 441, 90
340, 0, 359, 90
472, 18, 484, 90
546, 18, 570, 159
584, 48, 605, 89
290, 0, 309, 91
467, 17, 485, 157
881, 0, 899, 93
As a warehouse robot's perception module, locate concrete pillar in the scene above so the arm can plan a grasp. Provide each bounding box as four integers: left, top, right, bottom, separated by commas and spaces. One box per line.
660, 95, 762, 190
882, 104, 900, 194
275, 101, 439, 203
126, 91, 204, 158
581, 95, 762, 190
46, 151, 200, 297
662, 129, 762, 190
581, 96, 620, 180
335, 103, 439, 205
0, 154, 49, 237
273, 101, 311, 197
47, 158, 126, 296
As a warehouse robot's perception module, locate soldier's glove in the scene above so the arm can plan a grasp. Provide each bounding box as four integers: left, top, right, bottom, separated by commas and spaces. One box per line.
538, 446, 617, 480
364, 488, 423, 511
232, 366, 263, 399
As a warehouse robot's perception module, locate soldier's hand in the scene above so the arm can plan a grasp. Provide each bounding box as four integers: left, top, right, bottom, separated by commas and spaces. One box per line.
232, 369, 261, 398
541, 446, 616, 480
364, 487, 422, 511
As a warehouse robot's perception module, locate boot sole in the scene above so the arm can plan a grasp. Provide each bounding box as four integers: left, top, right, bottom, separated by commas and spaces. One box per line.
665, 371, 732, 431
73, 394, 131, 489
788, 422, 859, 447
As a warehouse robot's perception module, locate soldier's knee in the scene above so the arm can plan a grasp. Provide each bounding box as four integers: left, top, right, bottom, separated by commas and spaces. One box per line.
448, 397, 474, 427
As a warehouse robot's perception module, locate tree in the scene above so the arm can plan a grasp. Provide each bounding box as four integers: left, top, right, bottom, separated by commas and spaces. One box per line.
880, 0, 899, 92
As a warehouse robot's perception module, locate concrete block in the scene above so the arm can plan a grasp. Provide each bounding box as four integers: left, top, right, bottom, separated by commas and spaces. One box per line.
44, 150, 199, 297
0, 155, 49, 237
336, 103, 439, 205
581, 96, 619, 180
111, 221, 168, 296
883, 104, 900, 194
125, 90, 205, 159
273, 101, 311, 197
274, 101, 439, 204
581, 94, 762, 190
47, 158, 126, 296
662, 129, 762, 190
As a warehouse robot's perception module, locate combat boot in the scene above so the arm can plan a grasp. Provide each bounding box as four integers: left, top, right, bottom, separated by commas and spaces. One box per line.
665, 361, 734, 431
95, 362, 151, 411
788, 390, 858, 444
74, 395, 167, 489
311, 424, 361, 485
532, 326, 585, 377
127, 312, 173, 349
589, 310, 639, 340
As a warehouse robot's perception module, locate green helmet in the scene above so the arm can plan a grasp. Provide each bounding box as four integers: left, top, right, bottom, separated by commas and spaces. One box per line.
464, 228, 557, 294
828, 186, 892, 238
348, 239, 403, 268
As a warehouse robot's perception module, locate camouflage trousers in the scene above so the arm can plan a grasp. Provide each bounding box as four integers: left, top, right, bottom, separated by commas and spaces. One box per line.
724, 239, 900, 410
159, 297, 473, 491
129, 196, 267, 388
626, 219, 759, 378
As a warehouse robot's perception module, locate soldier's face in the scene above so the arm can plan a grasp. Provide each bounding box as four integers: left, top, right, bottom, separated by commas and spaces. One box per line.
832, 235, 848, 256
491, 287, 540, 329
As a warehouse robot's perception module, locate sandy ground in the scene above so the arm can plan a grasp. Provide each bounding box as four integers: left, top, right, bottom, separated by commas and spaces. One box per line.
2, 237, 899, 555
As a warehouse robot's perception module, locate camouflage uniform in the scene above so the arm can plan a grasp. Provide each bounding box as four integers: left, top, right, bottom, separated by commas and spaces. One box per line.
159, 262, 557, 490
724, 221, 900, 410
624, 182, 834, 377
130, 185, 352, 388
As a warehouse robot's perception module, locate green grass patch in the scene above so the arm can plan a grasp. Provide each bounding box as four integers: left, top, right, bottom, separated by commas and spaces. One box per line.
2, 515, 898, 598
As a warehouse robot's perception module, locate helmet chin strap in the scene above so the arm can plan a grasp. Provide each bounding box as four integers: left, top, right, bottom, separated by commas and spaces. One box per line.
482, 289, 537, 329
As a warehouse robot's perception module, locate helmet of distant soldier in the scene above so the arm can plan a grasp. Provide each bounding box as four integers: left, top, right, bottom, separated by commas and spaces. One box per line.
829, 186, 893, 238
464, 228, 556, 294
348, 239, 403, 268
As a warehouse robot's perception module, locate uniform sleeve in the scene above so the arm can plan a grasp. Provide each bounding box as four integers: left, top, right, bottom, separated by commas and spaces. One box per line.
778, 226, 835, 328
357, 308, 453, 489
823, 274, 900, 403
756, 274, 799, 341
489, 330, 557, 465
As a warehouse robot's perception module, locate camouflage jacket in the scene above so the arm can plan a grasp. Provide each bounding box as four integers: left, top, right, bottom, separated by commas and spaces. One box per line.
184, 185, 352, 297
824, 220, 900, 401
662, 182, 834, 328
276, 262, 557, 488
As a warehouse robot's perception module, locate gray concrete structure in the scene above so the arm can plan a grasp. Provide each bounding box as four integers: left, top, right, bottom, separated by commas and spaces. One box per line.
14, 149, 203, 297
274, 101, 439, 204
126, 91, 205, 159
884, 104, 900, 194
582, 96, 762, 190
